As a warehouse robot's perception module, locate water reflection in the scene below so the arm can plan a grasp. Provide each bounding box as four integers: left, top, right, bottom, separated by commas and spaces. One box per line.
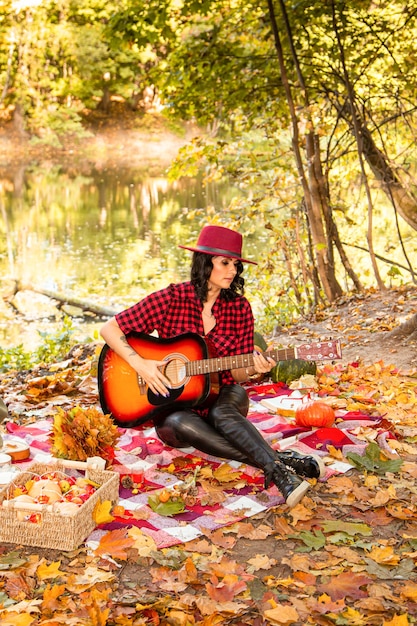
0, 163, 245, 349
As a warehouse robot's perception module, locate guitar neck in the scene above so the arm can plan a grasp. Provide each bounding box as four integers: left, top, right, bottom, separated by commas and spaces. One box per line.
186, 347, 297, 376
185, 339, 342, 376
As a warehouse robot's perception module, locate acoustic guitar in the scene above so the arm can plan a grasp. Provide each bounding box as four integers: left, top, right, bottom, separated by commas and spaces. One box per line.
98, 332, 342, 428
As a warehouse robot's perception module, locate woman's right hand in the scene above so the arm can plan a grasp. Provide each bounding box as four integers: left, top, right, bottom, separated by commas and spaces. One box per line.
136, 359, 171, 398
100, 317, 171, 397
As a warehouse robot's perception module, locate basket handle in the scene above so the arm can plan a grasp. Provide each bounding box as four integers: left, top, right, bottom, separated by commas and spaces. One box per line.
55, 457, 106, 470
3, 500, 49, 512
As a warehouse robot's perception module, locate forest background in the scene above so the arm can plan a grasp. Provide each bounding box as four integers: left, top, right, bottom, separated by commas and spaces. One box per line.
1, 0, 417, 330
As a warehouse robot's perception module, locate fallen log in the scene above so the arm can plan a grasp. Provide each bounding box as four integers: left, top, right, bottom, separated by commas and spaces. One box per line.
7, 281, 118, 319
389, 312, 417, 338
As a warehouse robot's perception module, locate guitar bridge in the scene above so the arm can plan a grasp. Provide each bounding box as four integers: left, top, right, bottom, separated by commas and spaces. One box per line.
137, 375, 147, 395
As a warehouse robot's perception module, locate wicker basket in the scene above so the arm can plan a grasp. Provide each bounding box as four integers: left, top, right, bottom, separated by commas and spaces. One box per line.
0, 459, 119, 551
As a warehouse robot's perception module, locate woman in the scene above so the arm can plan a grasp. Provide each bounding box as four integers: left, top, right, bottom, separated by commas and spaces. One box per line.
100, 225, 323, 508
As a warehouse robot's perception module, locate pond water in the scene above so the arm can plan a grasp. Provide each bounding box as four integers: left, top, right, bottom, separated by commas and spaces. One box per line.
0, 160, 261, 351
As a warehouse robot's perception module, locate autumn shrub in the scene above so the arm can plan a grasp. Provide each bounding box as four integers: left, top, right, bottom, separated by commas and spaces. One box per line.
35, 316, 77, 364
0, 345, 34, 372
0, 317, 78, 372
50, 406, 120, 465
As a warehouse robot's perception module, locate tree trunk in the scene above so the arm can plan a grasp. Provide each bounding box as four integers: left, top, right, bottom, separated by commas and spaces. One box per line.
331, 1, 385, 291
333, 100, 417, 232
0, 39, 15, 106
10, 282, 117, 318
268, 0, 343, 302
304, 132, 344, 299
389, 312, 417, 338
97, 86, 111, 113
12, 103, 27, 138
360, 123, 417, 231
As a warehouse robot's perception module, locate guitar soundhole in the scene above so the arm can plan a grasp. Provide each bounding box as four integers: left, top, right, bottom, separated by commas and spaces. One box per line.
162, 356, 188, 389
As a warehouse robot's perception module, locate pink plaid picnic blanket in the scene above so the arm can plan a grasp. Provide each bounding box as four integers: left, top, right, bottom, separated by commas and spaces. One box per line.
3, 383, 392, 548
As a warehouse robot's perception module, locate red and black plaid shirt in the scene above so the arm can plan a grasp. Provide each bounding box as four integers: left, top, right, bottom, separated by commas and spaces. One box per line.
116, 281, 255, 386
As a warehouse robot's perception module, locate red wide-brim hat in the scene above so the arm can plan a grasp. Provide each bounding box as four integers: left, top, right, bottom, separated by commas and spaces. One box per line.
179, 225, 257, 265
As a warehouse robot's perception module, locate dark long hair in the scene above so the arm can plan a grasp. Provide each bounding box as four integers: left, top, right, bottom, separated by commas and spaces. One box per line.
190, 252, 245, 302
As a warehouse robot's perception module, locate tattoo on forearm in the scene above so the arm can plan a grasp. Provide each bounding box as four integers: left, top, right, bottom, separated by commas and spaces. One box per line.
120, 335, 139, 358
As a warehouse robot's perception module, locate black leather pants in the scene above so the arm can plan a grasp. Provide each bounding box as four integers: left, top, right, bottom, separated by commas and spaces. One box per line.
154, 384, 277, 471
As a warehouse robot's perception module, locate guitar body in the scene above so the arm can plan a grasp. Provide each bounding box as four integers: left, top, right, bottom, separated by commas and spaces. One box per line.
98, 332, 217, 428
98, 331, 342, 429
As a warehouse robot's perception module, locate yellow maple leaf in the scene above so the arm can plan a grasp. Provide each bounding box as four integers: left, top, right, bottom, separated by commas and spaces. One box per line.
0, 614, 35, 626
317, 593, 331, 603
127, 526, 157, 557
364, 474, 379, 488
341, 606, 364, 621
263, 604, 299, 624
396, 392, 414, 405
41, 583, 66, 607
65, 566, 115, 593
400, 582, 417, 601
213, 463, 242, 483
388, 503, 413, 519
289, 498, 315, 524
36, 560, 65, 580
367, 545, 400, 565
166, 609, 197, 626
383, 615, 410, 626
326, 445, 344, 459
247, 553, 277, 573
84, 588, 111, 626
93, 500, 114, 525
199, 466, 214, 479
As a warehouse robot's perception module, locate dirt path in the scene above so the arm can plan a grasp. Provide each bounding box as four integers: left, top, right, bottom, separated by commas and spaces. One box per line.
274, 285, 417, 372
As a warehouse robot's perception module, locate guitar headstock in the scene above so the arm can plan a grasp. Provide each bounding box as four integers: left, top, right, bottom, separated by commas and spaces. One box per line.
294, 340, 342, 361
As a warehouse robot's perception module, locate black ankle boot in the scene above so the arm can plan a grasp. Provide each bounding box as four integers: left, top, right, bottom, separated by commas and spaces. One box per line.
276, 449, 325, 479
264, 460, 310, 508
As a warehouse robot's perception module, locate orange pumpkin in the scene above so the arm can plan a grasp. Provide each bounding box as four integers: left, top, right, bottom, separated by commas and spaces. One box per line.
295, 401, 336, 428
28, 479, 62, 504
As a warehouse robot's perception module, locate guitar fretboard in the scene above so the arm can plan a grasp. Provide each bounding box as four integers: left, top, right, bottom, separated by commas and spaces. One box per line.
186, 347, 297, 376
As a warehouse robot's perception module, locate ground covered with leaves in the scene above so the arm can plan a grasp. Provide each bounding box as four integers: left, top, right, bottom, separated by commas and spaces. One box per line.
0, 286, 416, 625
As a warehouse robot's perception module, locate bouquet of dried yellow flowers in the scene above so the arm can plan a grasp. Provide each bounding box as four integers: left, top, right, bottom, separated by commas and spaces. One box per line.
50, 406, 120, 466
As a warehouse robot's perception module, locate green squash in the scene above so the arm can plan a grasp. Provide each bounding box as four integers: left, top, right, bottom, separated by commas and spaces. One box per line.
251, 331, 268, 383
254, 331, 268, 352
270, 358, 317, 384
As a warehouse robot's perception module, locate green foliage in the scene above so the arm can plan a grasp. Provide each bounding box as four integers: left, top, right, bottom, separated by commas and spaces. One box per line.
346, 442, 403, 475
0, 345, 34, 372
290, 520, 373, 552
321, 520, 372, 537
289, 529, 326, 552
147, 494, 186, 517
30, 109, 92, 145
0, 317, 77, 372
387, 265, 403, 287
0, 0, 150, 133
35, 316, 76, 364
0, 0, 416, 316
107, 0, 177, 47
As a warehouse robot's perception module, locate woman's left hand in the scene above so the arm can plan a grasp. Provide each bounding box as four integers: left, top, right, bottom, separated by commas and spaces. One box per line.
253, 350, 276, 375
